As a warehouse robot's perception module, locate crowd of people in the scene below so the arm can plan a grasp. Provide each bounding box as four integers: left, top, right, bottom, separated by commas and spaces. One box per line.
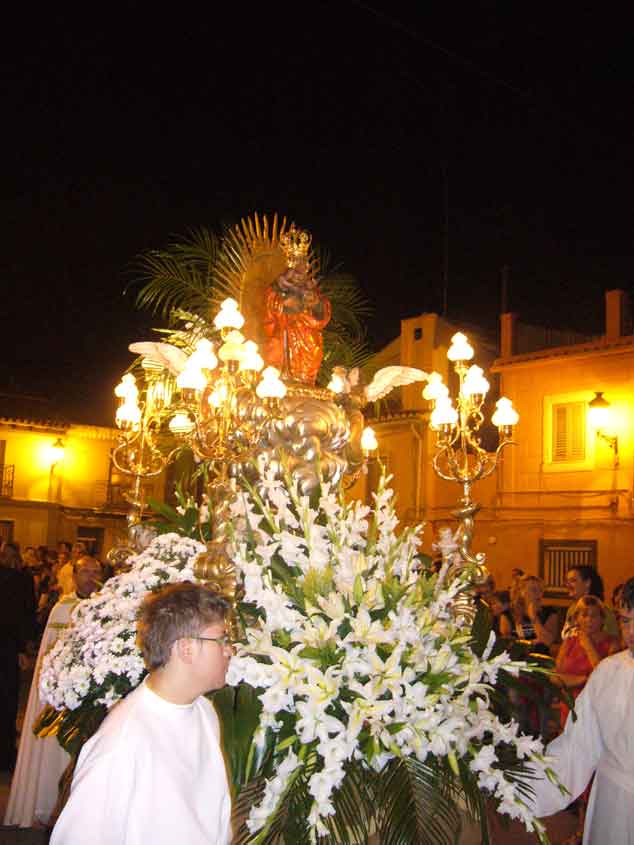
0, 538, 108, 827
476, 565, 629, 844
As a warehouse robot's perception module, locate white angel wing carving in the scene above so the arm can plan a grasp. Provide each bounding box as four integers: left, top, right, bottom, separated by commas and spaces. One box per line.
364, 366, 429, 403
128, 342, 189, 376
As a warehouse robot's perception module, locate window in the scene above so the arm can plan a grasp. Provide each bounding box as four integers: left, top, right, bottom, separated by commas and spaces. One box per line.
552, 401, 585, 462
543, 392, 593, 471
539, 539, 597, 597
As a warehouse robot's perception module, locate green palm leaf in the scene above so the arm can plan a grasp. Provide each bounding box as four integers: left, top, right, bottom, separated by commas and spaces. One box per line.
375, 756, 486, 845
131, 228, 221, 320
232, 755, 376, 845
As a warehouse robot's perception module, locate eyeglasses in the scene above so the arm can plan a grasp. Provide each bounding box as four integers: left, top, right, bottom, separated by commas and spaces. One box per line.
191, 634, 232, 648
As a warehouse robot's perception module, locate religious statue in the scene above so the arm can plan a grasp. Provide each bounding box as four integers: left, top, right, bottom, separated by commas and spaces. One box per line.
262, 224, 331, 385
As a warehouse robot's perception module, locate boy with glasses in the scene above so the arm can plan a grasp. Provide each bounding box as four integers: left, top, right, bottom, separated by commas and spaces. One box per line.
51, 582, 233, 845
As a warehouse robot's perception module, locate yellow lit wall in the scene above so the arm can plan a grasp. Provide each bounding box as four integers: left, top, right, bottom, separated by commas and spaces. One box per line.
0, 421, 166, 551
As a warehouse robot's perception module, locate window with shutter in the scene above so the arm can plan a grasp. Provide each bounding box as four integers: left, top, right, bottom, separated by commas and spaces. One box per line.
552, 402, 586, 463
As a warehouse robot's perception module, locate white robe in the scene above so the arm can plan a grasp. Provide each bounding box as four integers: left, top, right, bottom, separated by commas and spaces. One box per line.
531, 649, 634, 844
50, 679, 232, 845
4, 594, 78, 827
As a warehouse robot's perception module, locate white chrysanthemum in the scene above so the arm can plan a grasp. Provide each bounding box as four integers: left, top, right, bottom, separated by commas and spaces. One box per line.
40, 532, 206, 711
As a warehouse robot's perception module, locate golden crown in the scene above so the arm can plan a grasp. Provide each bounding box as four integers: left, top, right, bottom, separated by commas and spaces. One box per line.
280, 224, 311, 268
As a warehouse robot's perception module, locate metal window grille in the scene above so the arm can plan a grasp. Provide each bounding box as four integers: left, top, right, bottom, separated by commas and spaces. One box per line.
0, 464, 14, 498
0, 520, 14, 542
539, 539, 598, 596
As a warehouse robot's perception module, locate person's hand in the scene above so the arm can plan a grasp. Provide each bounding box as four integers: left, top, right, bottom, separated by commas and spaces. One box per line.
578, 631, 594, 651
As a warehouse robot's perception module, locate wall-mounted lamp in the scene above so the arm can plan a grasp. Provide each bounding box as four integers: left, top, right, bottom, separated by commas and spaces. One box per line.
48, 437, 66, 466
588, 392, 618, 466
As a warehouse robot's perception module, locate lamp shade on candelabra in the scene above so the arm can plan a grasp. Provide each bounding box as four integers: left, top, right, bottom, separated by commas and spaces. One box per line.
430, 396, 458, 428
447, 332, 474, 362
461, 365, 490, 398
491, 397, 519, 428
256, 367, 287, 399
361, 426, 378, 453
213, 298, 245, 331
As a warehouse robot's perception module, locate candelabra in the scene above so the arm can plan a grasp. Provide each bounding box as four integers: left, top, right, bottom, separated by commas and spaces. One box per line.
424, 332, 519, 578
114, 298, 288, 490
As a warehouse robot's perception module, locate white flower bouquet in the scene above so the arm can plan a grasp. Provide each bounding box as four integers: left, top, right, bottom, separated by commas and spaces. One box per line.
37, 533, 205, 752
223, 465, 559, 844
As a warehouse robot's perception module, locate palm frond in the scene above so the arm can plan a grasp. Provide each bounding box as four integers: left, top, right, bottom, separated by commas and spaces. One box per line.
232, 754, 376, 845
321, 272, 373, 338
131, 228, 221, 320
375, 756, 480, 845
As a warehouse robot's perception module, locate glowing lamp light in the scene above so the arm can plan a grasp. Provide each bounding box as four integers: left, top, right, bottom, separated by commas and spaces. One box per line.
431, 396, 458, 428
361, 426, 378, 454
218, 330, 246, 363
208, 382, 230, 409
256, 366, 287, 399
239, 340, 264, 372
48, 437, 66, 465
176, 340, 217, 391
176, 366, 206, 392
588, 391, 610, 429
447, 332, 474, 362
169, 412, 195, 436
114, 373, 138, 402
422, 372, 449, 401
491, 397, 519, 428
213, 298, 245, 331
328, 372, 345, 394
115, 400, 142, 429
461, 365, 490, 398
190, 339, 218, 371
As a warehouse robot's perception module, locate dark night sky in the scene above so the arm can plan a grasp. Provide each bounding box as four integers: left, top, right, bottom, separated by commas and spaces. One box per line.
3, 3, 633, 424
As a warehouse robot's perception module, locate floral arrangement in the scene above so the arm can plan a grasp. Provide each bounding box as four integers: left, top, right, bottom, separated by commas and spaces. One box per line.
38, 468, 560, 843
224, 465, 558, 844
39, 534, 205, 715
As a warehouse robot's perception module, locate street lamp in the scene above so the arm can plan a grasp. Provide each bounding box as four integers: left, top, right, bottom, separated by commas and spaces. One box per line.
48, 437, 66, 466
588, 391, 619, 467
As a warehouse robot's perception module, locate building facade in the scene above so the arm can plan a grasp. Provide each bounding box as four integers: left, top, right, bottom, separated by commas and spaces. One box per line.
359, 291, 633, 603
0, 406, 165, 556
489, 289, 634, 602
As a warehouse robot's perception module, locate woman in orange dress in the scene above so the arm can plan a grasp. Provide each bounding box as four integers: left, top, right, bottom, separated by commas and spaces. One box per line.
556, 595, 620, 725
554, 595, 621, 845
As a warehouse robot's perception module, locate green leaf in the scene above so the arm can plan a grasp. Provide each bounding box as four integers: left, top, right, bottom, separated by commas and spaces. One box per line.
212, 684, 265, 794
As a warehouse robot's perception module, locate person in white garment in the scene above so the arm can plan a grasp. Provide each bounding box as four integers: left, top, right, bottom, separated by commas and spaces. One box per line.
4, 555, 104, 828
50, 581, 233, 845
531, 575, 634, 845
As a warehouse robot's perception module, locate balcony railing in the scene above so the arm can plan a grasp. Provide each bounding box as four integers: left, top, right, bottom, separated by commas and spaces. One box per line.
0, 464, 14, 498
96, 481, 158, 511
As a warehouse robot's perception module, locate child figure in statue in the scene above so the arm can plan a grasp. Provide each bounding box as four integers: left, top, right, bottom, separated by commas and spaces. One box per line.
263, 225, 331, 384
